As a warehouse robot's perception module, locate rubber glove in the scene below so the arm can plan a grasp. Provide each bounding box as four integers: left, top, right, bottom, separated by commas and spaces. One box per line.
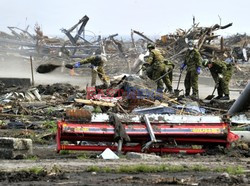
180, 63, 186, 71
73, 62, 81, 68
196, 66, 201, 74
218, 74, 223, 79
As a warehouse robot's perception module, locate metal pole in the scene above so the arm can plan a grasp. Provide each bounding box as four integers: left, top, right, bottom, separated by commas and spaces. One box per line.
30, 56, 34, 86
117, 139, 123, 156
228, 82, 250, 115
143, 115, 156, 142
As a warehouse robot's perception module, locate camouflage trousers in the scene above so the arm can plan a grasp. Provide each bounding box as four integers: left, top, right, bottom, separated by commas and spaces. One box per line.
223, 69, 233, 95
146, 62, 172, 92
212, 75, 226, 97
211, 67, 232, 97
91, 66, 110, 86
166, 65, 173, 84
184, 70, 199, 96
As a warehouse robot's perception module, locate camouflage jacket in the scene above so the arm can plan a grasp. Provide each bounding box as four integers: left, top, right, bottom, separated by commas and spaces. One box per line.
163, 59, 175, 69
146, 49, 164, 65
209, 60, 227, 76
184, 49, 202, 71
79, 55, 104, 67
224, 58, 235, 70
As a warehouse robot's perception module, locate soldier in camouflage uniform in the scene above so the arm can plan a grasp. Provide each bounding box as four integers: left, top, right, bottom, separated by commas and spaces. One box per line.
203, 57, 229, 100
157, 48, 174, 92
66, 55, 110, 87
223, 53, 234, 100
144, 43, 172, 92
181, 40, 202, 98
163, 58, 175, 92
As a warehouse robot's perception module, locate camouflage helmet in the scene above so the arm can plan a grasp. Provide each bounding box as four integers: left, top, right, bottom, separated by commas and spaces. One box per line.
95, 55, 102, 61
202, 59, 210, 67
147, 43, 155, 49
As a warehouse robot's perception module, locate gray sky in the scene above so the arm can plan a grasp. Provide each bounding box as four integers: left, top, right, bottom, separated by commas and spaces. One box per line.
1, 0, 249, 38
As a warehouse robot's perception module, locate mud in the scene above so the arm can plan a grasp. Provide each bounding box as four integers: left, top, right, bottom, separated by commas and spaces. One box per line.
0, 56, 250, 185
0, 155, 250, 185
0, 171, 225, 185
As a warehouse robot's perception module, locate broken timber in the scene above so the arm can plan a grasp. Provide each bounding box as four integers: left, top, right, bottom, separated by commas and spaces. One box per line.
132, 30, 155, 43
74, 99, 116, 107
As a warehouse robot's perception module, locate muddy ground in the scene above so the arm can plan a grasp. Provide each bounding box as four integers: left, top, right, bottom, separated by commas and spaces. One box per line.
0, 56, 250, 185
1, 150, 250, 185
0, 170, 239, 186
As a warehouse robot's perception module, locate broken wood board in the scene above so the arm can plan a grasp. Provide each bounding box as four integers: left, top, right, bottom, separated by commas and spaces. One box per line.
74, 99, 116, 107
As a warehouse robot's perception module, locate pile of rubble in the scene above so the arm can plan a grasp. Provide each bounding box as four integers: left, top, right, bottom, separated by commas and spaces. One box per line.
0, 15, 250, 80
0, 74, 249, 124
0, 15, 249, 160
157, 21, 233, 62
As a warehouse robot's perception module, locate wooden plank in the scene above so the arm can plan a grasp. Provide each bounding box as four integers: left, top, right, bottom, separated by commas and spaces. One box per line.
74, 99, 116, 107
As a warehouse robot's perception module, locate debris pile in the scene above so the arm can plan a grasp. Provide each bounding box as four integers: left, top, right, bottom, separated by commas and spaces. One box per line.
0, 15, 249, 160
0, 13, 250, 186
156, 21, 233, 62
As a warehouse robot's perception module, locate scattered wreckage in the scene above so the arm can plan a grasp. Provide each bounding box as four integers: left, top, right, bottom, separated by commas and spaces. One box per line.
57, 113, 239, 154
0, 15, 250, 158
0, 70, 249, 157
55, 79, 249, 155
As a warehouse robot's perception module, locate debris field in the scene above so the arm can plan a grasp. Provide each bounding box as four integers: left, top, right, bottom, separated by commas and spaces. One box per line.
0, 15, 250, 185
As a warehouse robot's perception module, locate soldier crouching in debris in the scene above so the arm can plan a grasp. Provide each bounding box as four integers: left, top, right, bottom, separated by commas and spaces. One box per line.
65, 51, 110, 88
203, 57, 230, 100
180, 40, 202, 99
143, 43, 173, 93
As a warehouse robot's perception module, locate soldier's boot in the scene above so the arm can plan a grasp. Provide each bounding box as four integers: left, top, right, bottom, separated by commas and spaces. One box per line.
185, 91, 190, 98
156, 88, 164, 93
103, 82, 110, 89
102, 78, 110, 88
214, 95, 223, 99
191, 93, 199, 100
168, 88, 173, 94
167, 85, 173, 94
156, 80, 164, 93
168, 89, 173, 94
220, 94, 230, 100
